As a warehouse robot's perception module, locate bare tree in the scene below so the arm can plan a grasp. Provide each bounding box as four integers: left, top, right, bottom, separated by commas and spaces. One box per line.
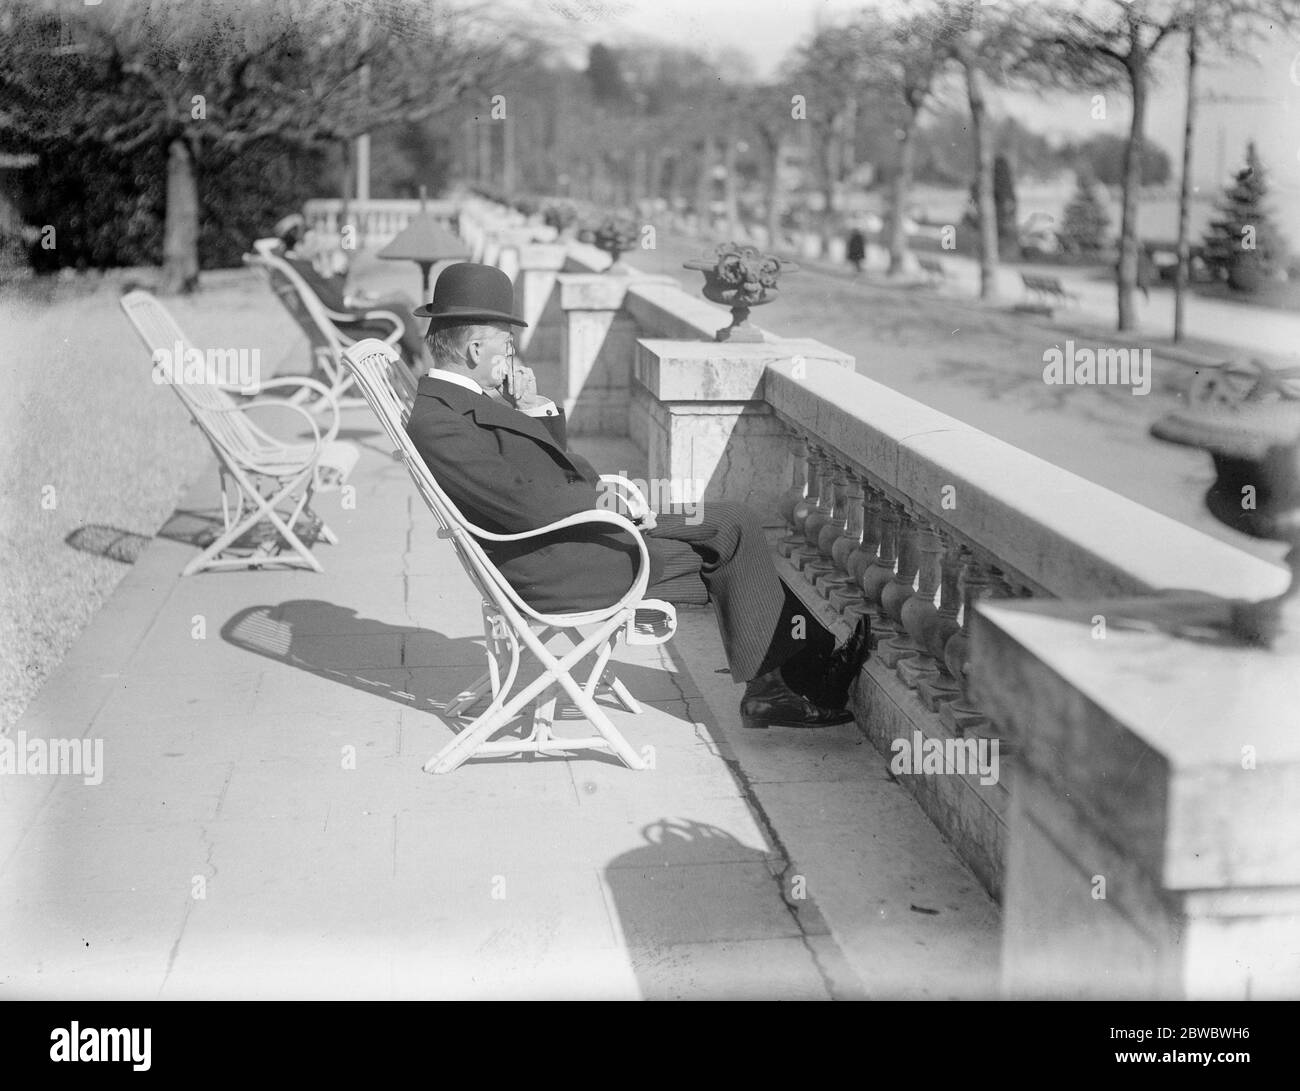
852, 8, 958, 276
0, 0, 509, 292
1029, 0, 1199, 329
789, 25, 869, 251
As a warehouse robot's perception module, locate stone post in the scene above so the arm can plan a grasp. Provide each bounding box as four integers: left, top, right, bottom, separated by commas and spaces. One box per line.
631, 343, 853, 515
558, 273, 674, 436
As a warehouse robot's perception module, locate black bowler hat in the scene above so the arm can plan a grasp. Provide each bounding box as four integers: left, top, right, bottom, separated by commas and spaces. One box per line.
412, 262, 528, 326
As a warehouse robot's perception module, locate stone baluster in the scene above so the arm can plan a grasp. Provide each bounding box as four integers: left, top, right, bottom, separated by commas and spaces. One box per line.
877, 508, 924, 668
777, 434, 808, 557
860, 499, 901, 642
784, 444, 823, 559
915, 538, 967, 710
846, 486, 882, 589
808, 463, 849, 589
841, 483, 883, 632
897, 524, 946, 689
825, 473, 867, 611
795, 451, 835, 573
939, 558, 1006, 737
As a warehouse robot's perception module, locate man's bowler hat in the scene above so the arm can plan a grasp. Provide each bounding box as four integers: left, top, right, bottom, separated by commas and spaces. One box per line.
413, 262, 528, 326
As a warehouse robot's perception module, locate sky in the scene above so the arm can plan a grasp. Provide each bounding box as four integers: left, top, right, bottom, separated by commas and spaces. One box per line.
533, 0, 1300, 199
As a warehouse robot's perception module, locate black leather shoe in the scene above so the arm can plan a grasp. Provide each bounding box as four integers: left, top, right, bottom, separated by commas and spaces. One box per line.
739, 676, 854, 728
820, 616, 871, 709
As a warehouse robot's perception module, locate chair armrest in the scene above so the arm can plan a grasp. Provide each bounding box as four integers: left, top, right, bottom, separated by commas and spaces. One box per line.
226, 376, 343, 444
328, 306, 404, 347
210, 401, 323, 471
598, 474, 655, 528
453, 507, 653, 607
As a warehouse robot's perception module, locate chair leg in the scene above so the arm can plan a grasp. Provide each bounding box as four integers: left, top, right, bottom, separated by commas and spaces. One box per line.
426, 616, 648, 773
528, 684, 561, 754
183, 473, 324, 575
444, 670, 492, 715
606, 676, 641, 714
548, 667, 648, 771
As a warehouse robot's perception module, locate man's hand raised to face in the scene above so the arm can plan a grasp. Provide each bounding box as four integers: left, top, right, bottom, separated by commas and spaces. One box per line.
490, 356, 549, 413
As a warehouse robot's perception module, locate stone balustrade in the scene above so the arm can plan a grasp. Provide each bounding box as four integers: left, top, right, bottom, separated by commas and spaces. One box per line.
449, 195, 1299, 999
302, 197, 460, 248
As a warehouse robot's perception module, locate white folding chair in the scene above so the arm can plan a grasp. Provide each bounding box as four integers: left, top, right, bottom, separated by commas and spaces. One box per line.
120, 289, 359, 575
244, 239, 419, 413
342, 338, 677, 773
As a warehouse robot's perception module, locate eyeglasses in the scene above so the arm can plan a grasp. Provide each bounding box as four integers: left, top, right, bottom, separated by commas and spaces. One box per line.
473, 331, 514, 358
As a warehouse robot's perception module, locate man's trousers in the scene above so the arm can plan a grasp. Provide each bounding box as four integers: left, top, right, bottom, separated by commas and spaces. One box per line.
640, 502, 834, 688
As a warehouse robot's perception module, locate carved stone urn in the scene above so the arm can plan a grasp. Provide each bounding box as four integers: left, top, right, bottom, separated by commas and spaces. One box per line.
580, 214, 640, 274
683, 243, 799, 342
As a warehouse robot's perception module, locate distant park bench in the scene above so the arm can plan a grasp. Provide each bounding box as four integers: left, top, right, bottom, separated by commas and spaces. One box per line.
916, 255, 947, 287
1020, 273, 1079, 310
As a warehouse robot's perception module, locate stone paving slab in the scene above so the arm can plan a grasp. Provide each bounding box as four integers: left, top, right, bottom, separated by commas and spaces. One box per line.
0, 403, 1001, 999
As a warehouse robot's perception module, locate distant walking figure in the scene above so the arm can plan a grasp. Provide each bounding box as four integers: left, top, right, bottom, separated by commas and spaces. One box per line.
846, 227, 866, 275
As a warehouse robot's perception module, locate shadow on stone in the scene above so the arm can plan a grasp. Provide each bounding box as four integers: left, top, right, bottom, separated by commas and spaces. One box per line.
221, 599, 689, 744
603, 817, 795, 997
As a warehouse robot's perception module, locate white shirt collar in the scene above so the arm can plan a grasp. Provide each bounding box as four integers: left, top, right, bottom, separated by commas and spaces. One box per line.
426, 368, 488, 396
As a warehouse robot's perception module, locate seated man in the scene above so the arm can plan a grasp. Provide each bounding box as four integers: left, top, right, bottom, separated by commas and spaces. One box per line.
405, 262, 869, 727
273, 213, 431, 370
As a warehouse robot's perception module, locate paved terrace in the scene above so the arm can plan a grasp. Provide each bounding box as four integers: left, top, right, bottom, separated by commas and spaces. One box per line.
0, 404, 999, 1000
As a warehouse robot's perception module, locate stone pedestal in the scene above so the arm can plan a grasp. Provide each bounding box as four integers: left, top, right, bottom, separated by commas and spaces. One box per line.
973, 594, 1300, 999
558, 273, 676, 436
515, 243, 567, 354
632, 342, 854, 515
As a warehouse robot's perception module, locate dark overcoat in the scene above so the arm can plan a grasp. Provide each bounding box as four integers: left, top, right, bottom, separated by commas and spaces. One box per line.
404, 376, 801, 683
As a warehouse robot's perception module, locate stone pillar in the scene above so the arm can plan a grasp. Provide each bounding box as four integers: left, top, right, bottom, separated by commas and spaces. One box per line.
514, 243, 567, 393
975, 595, 1300, 999
632, 342, 853, 513
559, 273, 673, 436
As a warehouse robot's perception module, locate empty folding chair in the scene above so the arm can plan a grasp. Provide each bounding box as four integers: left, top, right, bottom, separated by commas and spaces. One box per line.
245, 239, 419, 412
120, 289, 359, 575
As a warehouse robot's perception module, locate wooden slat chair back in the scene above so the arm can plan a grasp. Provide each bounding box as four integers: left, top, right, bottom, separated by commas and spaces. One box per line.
120, 289, 359, 575
244, 239, 418, 411
342, 337, 676, 773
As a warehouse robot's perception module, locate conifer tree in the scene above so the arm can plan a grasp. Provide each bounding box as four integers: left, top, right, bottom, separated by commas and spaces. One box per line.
1059, 169, 1110, 256
1201, 141, 1287, 292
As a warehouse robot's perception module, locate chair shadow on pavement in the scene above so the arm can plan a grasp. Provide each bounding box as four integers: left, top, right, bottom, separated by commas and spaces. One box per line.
603, 818, 807, 999
220, 599, 691, 756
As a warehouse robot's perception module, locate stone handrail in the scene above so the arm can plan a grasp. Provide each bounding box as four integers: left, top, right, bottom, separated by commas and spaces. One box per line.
763, 360, 1288, 604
